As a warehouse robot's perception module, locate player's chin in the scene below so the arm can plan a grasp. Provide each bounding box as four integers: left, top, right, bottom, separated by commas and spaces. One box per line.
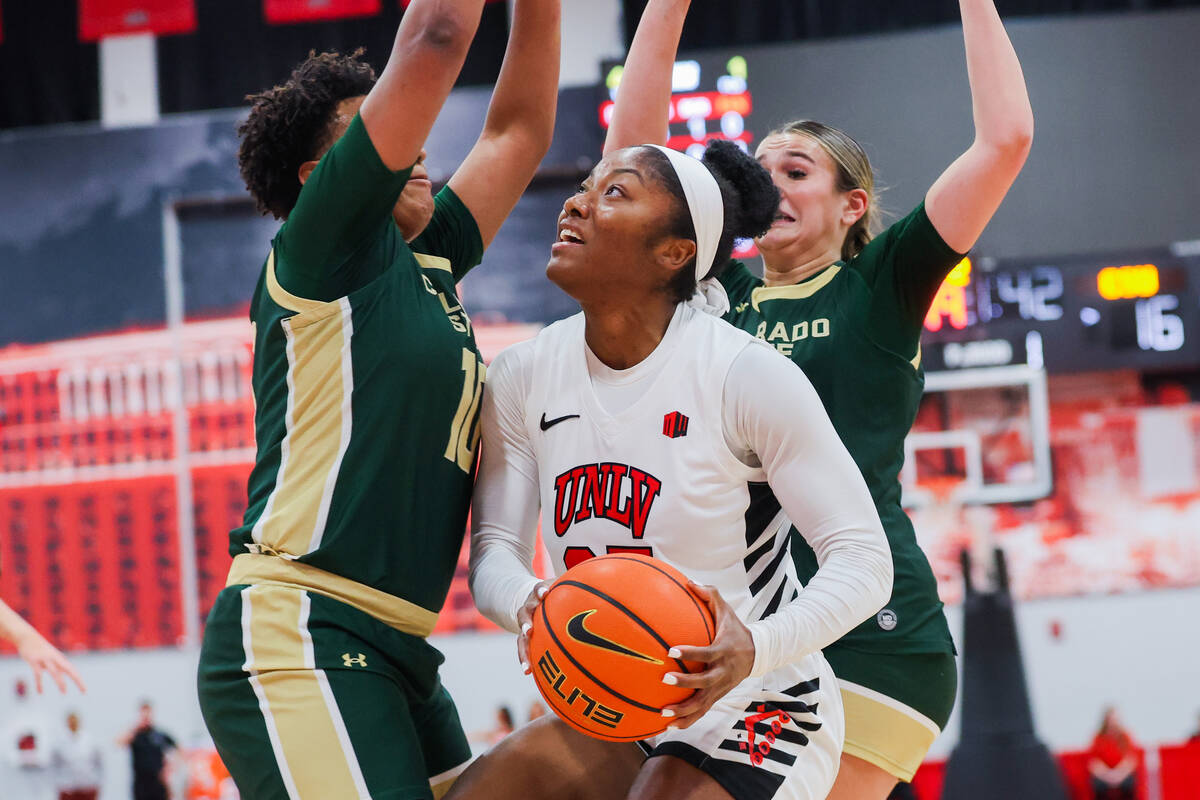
755, 225, 799, 254
393, 201, 434, 240
546, 250, 589, 296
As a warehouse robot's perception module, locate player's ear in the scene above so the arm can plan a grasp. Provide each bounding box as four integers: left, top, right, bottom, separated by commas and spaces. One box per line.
841, 187, 869, 227
298, 160, 319, 186
654, 236, 697, 276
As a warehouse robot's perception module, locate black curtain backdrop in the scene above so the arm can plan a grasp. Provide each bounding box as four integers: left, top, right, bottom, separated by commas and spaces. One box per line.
0, 0, 508, 130
0, 0, 99, 129
157, 0, 509, 115
620, 0, 1200, 49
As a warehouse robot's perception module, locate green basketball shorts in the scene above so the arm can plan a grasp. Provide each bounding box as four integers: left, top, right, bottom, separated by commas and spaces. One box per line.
198, 584, 471, 799
821, 645, 958, 782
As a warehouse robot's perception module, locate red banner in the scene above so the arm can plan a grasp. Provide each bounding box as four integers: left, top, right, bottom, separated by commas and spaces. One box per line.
78, 0, 197, 42
400, 0, 504, 7
264, 0, 381, 25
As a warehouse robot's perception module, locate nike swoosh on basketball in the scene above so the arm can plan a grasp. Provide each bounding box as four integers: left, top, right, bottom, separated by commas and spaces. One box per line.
566, 610, 663, 665
540, 412, 581, 431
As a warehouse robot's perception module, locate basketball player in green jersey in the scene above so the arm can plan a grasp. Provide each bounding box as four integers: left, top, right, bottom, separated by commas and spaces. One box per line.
606, 0, 1033, 796
195, 1, 561, 798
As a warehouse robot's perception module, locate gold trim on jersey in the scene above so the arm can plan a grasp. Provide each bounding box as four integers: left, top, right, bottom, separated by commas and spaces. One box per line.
751, 265, 842, 311
838, 678, 941, 781
430, 762, 470, 799
910, 343, 922, 371
266, 249, 327, 314
251, 297, 354, 556
241, 586, 372, 797
415, 252, 453, 273
229, 553, 438, 638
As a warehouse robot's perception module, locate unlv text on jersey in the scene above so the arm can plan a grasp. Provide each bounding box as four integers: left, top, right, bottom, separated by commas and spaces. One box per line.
552, 463, 663, 539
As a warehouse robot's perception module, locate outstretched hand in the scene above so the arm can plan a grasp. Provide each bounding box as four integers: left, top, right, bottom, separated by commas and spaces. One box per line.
16, 629, 86, 694
660, 582, 754, 729
516, 579, 553, 675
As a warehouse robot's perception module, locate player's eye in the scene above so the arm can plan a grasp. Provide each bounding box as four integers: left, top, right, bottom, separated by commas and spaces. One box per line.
787, 169, 807, 180
604, 185, 624, 197
576, 183, 589, 194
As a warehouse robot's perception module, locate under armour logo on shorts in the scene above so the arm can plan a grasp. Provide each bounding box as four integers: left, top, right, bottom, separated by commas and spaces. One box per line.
342, 653, 368, 668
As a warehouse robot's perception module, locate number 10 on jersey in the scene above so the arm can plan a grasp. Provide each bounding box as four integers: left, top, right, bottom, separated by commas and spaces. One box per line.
444, 348, 486, 473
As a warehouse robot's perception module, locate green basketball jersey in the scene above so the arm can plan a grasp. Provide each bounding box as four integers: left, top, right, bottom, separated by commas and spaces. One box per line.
720, 203, 960, 654
230, 114, 485, 619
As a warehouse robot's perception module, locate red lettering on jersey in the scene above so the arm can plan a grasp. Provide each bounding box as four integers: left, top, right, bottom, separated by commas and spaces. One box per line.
603, 463, 632, 527
627, 467, 662, 539
574, 464, 604, 523
553, 470, 577, 536
551, 463, 662, 539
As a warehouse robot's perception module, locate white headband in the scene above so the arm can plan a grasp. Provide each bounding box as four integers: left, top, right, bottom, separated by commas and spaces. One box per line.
647, 144, 724, 281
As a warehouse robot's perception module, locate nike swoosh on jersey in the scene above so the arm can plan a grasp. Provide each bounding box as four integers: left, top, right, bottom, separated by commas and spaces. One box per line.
565, 610, 663, 664
540, 412, 581, 431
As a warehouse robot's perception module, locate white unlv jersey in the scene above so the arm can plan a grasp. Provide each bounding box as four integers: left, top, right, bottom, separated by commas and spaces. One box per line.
524, 308, 802, 631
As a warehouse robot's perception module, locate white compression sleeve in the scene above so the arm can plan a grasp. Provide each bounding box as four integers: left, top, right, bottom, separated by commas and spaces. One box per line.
722, 343, 893, 677
468, 341, 543, 633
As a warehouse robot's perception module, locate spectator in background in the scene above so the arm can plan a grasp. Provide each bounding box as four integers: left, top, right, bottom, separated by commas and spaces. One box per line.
3, 678, 54, 800
1088, 706, 1139, 800
0, 597, 85, 693
469, 706, 516, 748
51, 711, 102, 800
119, 701, 178, 800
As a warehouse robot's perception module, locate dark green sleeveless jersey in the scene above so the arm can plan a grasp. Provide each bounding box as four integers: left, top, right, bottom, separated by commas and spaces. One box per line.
230, 114, 485, 616
720, 203, 960, 654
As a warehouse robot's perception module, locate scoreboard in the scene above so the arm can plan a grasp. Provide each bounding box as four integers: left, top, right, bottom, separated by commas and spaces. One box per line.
921, 242, 1200, 373
599, 56, 755, 157
599, 55, 761, 259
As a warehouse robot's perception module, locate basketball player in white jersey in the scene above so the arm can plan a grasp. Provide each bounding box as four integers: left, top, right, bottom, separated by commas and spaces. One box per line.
449, 138, 892, 800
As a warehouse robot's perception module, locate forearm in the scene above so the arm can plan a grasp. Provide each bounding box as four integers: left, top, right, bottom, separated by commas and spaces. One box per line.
748, 536, 890, 676
480, 0, 561, 150
725, 346, 891, 676
469, 527, 541, 633
468, 344, 543, 631
0, 599, 37, 647
603, 0, 691, 154
361, 0, 487, 169
961, 0, 1033, 153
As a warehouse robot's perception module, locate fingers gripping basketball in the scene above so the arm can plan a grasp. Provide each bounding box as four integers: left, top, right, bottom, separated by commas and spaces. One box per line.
527, 554, 716, 741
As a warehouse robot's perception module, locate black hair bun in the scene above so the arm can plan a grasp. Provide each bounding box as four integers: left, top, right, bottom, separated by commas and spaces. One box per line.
702, 139, 779, 241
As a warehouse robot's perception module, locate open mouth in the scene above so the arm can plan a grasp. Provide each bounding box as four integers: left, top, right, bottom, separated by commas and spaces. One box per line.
773, 212, 796, 224
557, 228, 585, 245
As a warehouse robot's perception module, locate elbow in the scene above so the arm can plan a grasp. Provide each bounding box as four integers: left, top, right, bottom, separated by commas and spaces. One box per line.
983, 116, 1034, 167
877, 552, 895, 609
868, 526, 894, 608
410, 4, 476, 54
526, 123, 557, 160
1004, 120, 1034, 162
483, 103, 557, 157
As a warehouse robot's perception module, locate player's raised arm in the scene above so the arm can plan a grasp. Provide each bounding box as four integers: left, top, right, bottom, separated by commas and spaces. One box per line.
447, 0, 562, 248
602, 0, 691, 154
359, 0, 489, 170
925, 0, 1034, 253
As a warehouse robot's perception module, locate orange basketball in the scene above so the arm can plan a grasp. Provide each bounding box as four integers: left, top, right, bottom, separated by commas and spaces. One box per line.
527, 553, 715, 742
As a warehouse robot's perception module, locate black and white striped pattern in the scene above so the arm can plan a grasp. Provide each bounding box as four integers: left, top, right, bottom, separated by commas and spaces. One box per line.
741, 483, 803, 623
641, 675, 835, 800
